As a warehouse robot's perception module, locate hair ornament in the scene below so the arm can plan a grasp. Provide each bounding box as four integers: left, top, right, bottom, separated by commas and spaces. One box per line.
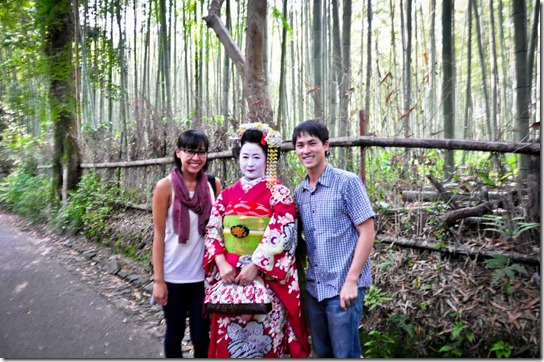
232, 122, 283, 148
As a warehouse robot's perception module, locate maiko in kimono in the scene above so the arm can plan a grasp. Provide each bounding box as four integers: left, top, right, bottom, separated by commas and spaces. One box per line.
203, 123, 310, 358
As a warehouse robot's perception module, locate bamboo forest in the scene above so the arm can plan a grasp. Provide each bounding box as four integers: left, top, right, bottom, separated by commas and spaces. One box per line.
0, 0, 540, 358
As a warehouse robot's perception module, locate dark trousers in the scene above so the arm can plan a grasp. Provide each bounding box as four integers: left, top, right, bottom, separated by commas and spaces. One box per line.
163, 281, 209, 358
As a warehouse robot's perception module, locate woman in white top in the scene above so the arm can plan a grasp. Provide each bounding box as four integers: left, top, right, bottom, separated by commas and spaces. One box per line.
152, 130, 222, 358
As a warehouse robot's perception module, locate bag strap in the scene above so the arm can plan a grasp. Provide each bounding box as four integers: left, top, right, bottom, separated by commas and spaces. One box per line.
206, 173, 217, 196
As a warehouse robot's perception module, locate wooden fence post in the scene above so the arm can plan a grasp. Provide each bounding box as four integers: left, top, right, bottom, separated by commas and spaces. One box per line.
359, 110, 366, 185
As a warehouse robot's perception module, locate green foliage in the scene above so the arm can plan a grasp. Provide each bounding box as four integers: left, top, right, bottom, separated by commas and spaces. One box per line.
365, 148, 403, 198
363, 330, 396, 358
283, 151, 306, 190
52, 172, 126, 239
490, 340, 513, 358
482, 214, 540, 241
388, 314, 416, 339
364, 285, 392, 310
483, 254, 528, 295
138, 249, 153, 269
477, 171, 496, 187
361, 315, 418, 358
271, 6, 293, 38
114, 239, 138, 259
1, 122, 35, 153
438, 322, 475, 357
385, 314, 417, 356
0, 162, 50, 221
376, 250, 395, 270
505, 154, 518, 172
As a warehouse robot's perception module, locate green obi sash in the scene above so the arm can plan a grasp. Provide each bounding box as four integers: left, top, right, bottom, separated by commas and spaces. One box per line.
223, 215, 270, 255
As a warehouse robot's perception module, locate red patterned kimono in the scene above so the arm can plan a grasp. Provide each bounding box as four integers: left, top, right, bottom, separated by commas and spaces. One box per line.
204, 177, 310, 358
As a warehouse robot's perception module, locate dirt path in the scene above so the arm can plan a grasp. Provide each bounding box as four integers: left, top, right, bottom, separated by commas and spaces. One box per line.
0, 209, 187, 358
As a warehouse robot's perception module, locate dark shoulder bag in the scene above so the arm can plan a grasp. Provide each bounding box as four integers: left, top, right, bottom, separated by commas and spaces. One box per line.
206, 173, 217, 196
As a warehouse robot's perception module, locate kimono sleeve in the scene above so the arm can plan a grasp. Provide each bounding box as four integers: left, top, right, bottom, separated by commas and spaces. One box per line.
203, 189, 228, 270
251, 183, 298, 282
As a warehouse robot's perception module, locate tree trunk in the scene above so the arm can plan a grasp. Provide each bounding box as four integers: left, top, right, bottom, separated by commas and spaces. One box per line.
489, 0, 499, 141
442, 0, 455, 180
204, 0, 245, 74
312, 0, 323, 120
40, 0, 81, 202
364, 0, 372, 120
472, 0, 493, 140
116, 0, 129, 160
107, 0, 114, 133
462, 0, 473, 165
183, 3, 191, 116
403, 0, 412, 137
277, 0, 288, 133
337, 0, 351, 167
527, 0, 540, 123
195, 2, 203, 124
222, 0, 232, 134
526, 155, 540, 242
142, 1, 151, 104
427, 0, 437, 137
498, 0, 510, 135
330, 0, 342, 136
243, 0, 273, 123
512, 0, 530, 178
205, 0, 273, 124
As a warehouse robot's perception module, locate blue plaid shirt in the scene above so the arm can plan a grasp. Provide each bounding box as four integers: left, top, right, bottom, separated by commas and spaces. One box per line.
294, 164, 375, 302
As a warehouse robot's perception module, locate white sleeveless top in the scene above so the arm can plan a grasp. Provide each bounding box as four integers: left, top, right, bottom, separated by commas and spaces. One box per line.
163, 180, 215, 283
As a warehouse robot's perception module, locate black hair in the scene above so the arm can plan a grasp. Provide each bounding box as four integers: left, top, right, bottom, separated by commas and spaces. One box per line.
232, 128, 268, 159
173, 130, 210, 172
291, 119, 329, 145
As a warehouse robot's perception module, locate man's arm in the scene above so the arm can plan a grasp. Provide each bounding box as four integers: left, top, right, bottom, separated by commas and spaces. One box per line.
339, 217, 375, 309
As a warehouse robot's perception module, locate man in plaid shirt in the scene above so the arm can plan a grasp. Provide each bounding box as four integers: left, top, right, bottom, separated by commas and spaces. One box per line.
292, 120, 375, 358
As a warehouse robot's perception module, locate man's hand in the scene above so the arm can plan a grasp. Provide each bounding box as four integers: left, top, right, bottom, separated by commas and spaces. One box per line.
339, 279, 358, 310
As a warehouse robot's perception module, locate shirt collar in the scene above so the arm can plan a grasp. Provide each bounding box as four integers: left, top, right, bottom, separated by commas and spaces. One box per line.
302, 164, 333, 190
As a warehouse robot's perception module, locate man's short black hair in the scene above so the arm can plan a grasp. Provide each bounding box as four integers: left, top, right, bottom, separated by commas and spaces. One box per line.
291, 119, 329, 145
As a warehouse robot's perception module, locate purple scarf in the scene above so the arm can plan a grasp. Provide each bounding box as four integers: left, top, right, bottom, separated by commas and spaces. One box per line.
171, 168, 212, 244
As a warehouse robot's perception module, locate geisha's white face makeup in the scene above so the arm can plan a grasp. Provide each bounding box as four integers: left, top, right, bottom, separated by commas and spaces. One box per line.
239, 143, 266, 180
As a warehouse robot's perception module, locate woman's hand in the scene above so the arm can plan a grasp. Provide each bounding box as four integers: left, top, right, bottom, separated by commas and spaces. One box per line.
215, 255, 237, 284
153, 280, 168, 306
235, 263, 258, 286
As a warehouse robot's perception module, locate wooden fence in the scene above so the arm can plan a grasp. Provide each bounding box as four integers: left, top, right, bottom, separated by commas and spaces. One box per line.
77, 135, 540, 265
80, 136, 540, 169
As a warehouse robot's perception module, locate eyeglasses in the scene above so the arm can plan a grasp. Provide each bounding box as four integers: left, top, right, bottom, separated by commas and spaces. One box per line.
181, 149, 208, 157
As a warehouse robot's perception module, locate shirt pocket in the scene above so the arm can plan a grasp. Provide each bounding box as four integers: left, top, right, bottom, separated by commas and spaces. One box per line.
319, 196, 343, 217
314, 196, 344, 233
298, 201, 313, 229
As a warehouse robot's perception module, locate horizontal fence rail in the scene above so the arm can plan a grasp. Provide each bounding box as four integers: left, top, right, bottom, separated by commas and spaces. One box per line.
80, 136, 540, 168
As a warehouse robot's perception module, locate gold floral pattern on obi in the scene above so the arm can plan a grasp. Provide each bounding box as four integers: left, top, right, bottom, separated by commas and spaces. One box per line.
231, 224, 250, 238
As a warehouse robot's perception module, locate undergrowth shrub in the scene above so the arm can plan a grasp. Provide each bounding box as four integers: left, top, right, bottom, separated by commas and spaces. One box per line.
0, 162, 50, 222
52, 172, 126, 239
